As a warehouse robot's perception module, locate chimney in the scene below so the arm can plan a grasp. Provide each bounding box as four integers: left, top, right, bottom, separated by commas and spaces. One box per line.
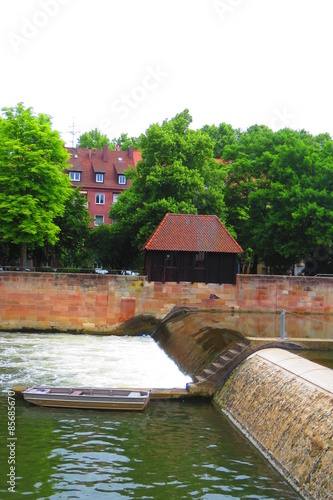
88, 149, 92, 159
102, 144, 108, 161
127, 146, 134, 159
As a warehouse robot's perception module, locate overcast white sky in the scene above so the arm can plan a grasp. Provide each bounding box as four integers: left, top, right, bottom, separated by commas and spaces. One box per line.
1, 0, 333, 146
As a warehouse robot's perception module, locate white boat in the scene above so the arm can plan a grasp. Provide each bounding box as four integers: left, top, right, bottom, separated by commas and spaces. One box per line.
22, 386, 150, 411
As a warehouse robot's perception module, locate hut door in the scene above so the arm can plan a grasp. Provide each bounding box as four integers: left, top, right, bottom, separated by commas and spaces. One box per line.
165, 252, 178, 282
179, 252, 193, 282
150, 252, 164, 281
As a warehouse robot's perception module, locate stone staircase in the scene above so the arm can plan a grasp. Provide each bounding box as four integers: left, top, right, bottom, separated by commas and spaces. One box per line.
191, 340, 251, 392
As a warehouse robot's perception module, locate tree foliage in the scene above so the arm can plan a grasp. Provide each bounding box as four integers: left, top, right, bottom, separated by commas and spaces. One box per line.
77, 128, 113, 149
52, 188, 92, 268
110, 132, 144, 151
0, 103, 72, 266
86, 223, 138, 270
78, 129, 143, 152
223, 126, 333, 273
200, 122, 239, 158
109, 110, 228, 268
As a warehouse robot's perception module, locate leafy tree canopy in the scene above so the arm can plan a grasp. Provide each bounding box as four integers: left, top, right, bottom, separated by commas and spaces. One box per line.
0, 103, 72, 267
109, 110, 228, 268
78, 129, 143, 152
110, 132, 144, 151
52, 188, 92, 268
224, 126, 333, 272
86, 223, 138, 270
200, 122, 239, 158
77, 128, 113, 149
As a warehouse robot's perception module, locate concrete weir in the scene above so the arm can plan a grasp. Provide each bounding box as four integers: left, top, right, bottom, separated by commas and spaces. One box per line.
153, 308, 333, 500
214, 349, 333, 500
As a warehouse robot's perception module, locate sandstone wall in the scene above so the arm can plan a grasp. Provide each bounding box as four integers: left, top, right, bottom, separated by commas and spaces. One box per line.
0, 272, 332, 332
214, 349, 333, 500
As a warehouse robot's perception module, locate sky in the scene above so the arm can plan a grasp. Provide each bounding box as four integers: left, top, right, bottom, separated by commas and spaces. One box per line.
1, 0, 333, 147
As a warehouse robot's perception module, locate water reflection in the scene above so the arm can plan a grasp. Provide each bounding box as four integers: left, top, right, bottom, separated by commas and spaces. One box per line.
0, 332, 300, 498
194, 311, 333, 339
0, 397, 299, 499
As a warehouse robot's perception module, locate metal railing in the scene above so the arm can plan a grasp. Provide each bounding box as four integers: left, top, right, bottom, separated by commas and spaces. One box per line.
0, 266, 146, 276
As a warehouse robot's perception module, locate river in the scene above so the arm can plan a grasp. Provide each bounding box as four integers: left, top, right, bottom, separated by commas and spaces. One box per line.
0, 332, 300, 499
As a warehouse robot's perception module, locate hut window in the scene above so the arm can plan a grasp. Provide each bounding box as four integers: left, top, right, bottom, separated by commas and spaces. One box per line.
166, 252, 177, 267
195, 252, 205, 268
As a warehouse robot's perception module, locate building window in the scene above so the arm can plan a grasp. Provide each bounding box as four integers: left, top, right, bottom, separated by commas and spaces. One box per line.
113, 193, 119, 204
96, 173, 104, 183
118, 175, 126, 185
69, 171, 81, 181
165, 252, 177, 267
80, 191, 89, 209
95, 193, 105, 204
195, 252, 205, 268
94, 215, 104, 226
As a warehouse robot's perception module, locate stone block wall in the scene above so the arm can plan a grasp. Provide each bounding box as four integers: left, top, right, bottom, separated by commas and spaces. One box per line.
214, 350, 333, 499
0, 272, 332, 332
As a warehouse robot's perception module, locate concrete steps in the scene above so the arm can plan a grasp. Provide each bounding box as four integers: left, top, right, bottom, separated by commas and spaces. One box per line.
194, 340, 251, 387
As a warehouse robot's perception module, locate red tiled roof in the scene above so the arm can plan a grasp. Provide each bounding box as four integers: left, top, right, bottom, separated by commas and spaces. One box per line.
66, 147, 135, 189
114, 162, 127, 175
92, 163, 106, 174
142, 214, 243, 253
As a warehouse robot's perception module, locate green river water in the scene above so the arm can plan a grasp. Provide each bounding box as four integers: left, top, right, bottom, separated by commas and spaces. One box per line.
0, 332, 304, 499
0, 397, 300, 499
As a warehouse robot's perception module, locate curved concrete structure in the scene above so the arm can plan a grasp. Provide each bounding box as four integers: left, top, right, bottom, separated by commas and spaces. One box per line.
152, 308, 245, 376
214, 349, 333, 500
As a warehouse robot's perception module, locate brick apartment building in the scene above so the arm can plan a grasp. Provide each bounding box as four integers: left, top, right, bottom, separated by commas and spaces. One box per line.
66, 145, 141, 226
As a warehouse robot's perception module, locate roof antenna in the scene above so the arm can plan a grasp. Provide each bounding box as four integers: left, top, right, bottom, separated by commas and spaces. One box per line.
68, 117, 80, 148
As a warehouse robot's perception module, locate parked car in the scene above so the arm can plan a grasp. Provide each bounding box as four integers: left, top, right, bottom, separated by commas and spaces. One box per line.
95, 268, 108, 275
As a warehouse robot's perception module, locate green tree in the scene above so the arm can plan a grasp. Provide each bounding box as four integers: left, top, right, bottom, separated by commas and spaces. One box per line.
201, 122, 239, 158
77, 128, 113, 149
223, 124, 276, 271
110, 132, 144, 151
53, 188, 92, 268
109, 110, 228, 268
224, 126, 333, 273
0, 240, 19, 267
86, 223, 137, 270
86, 224, 113, 269
31, 189, 92, 269
0, 103, 72, 267
249, 129, 333, 272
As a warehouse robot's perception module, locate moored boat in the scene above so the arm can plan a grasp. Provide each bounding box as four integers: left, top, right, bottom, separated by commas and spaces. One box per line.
22, 386, 150, 411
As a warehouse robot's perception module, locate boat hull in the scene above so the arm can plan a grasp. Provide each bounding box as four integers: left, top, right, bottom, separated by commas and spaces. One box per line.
22, 387, 150, 411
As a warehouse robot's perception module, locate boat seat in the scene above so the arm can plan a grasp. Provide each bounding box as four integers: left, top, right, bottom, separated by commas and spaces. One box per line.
71, 390, 83, 395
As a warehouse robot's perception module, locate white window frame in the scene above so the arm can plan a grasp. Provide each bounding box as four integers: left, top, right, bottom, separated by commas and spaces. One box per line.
94, 215, 104, 226
96, 173, 104, 183
69, 171, 81, 181
118, 175, 126, 185
113, 193, 119, 204
95, 193, 105, 205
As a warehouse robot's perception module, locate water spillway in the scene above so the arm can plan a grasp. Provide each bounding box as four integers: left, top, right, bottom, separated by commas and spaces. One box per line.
214, 349, 333, 500
152, 307, 333, 500
152, 307, 246, 377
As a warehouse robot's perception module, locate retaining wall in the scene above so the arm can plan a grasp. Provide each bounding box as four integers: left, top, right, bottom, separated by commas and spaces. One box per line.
214, 349, 333, 500
0, 272, 332, 332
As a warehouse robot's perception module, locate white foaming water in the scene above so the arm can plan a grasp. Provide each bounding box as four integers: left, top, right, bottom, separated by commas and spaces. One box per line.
0, 333, 192, 392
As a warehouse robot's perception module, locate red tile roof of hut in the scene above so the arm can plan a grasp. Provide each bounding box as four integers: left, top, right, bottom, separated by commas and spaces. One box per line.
142, 214, 243, 253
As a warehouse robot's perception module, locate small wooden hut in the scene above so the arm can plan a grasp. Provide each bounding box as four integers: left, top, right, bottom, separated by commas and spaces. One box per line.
142, 213, 243, 284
